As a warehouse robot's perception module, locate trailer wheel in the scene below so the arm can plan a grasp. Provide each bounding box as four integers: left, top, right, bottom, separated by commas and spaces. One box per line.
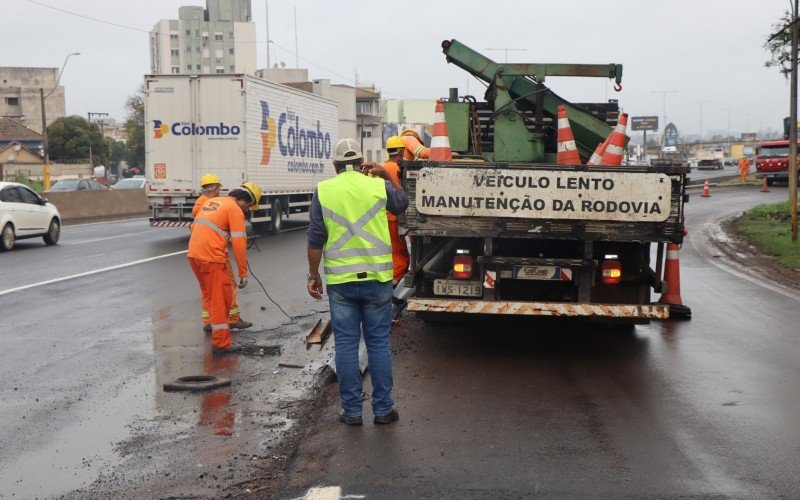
270, 199, 283, 235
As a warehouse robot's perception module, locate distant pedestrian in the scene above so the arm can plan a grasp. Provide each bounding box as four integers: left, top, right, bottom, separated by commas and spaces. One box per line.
306, 138, 409, 425
739, 156, 751, 182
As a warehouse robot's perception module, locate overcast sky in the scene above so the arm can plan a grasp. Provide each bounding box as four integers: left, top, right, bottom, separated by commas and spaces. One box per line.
2, 0, 793, 139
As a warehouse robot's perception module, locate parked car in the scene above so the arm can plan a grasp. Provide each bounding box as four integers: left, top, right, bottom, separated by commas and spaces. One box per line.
0, 182, 61, 251
47, 178, 107, 192
111, 177, 146, 189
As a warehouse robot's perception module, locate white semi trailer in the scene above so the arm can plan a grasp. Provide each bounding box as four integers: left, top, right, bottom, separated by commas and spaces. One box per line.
144, 73, 339, 233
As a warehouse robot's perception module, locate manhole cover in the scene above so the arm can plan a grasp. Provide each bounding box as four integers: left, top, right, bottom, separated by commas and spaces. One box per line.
163, 375, 232, 392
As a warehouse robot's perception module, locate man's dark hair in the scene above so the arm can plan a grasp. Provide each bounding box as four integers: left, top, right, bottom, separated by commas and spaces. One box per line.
228, 188, 252, 203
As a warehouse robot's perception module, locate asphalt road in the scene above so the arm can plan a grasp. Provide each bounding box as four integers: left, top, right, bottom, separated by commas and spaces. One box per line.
1, 185, 797, 498
0, 216, 334, 498
279, 186, 800, 498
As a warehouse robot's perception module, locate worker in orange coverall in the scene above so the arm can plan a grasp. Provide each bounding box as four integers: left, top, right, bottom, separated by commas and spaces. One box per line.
382, 136, 410, 285
401, 128, 429, 161
188, 184, 259, 353
738, 156, 751, 183
192, 174, 251, 332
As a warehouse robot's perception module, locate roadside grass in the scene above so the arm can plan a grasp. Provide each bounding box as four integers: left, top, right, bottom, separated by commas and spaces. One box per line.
735, 201, 800, 269
11, 173, 45, 193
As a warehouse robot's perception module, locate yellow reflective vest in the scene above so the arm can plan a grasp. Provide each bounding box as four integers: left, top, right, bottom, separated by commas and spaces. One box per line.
317, 170, 393, 285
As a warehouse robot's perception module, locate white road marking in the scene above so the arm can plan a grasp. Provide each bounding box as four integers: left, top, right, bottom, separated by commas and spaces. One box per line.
695, 221, 800, 302
61, 230, 156, 245
0, 250, 188, 296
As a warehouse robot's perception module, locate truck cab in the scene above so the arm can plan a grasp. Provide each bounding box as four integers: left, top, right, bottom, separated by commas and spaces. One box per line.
755, 140, 800, 185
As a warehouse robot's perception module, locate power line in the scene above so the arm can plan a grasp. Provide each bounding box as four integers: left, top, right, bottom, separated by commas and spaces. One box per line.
25, 0, 407, 98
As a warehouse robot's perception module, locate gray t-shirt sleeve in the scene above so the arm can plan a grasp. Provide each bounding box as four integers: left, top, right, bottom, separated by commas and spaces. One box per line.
306, 188, 327, 250
385, 180, 409, 216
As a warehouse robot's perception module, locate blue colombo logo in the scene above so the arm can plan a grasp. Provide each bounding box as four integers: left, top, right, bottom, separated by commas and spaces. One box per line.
152, 120, 241, 139
260, 100, 333, 162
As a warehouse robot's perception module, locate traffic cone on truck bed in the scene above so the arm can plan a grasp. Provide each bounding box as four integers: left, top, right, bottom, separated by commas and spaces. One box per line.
556, 105, 581, 165
658, 230, 692, 318
429, 99, 452, 161
598, 112, 628, 166
587, 136, 611, 166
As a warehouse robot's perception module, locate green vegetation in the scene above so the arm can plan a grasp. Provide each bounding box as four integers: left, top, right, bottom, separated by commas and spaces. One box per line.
10, 173, 45, 193
735, 201, 800, 268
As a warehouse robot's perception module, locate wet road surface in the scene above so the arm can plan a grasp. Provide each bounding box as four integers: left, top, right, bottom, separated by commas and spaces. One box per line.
0, 217, 334, 498
279, 186, 800, 498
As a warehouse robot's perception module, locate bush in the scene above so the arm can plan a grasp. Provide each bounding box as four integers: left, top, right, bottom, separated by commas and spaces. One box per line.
735, 201, 800, 268
10, 173, 44, 193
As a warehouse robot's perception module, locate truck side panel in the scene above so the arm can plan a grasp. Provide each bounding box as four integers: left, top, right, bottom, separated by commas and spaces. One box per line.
244, 76, 339, 195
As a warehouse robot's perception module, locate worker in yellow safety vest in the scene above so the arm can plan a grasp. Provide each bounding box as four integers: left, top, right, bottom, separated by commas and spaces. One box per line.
306, 138, 409, 425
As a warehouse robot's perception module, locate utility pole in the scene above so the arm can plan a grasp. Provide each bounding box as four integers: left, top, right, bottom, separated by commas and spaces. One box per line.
265, 0, 270, 70
485, 47, 527, 63
691, 100, 711, 149
293, 4, 299, 68
720, 106, 736, 155
650, 90, 677, 147
41, 52, 80, 190
791, 0, 799, 242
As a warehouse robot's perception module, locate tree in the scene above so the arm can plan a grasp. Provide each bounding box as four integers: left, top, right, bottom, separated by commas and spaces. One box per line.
47, 115, 110, 166
124, 86, 145, 168
764, 10, 795, 77
107, 138, 126, 169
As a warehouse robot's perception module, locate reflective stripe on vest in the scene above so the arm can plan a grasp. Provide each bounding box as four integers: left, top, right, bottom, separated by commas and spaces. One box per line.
317, 172, 393, 284
413, 145, 425, 158
193, 218, 247, 240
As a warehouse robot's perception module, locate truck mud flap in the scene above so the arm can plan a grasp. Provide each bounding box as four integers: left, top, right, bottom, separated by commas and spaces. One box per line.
150, 220, 192, 228
407, 299, 669, 319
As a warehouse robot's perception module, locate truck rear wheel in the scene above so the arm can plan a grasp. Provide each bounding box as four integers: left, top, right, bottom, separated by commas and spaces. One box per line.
270, 199, 283, 235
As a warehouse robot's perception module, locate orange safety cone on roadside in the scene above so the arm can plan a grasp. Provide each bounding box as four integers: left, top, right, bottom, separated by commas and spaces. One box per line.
429, 99, 452, 161
556, 105, 581, 165
760, 177, 770, 192
598, 112, 629, 166
658, 229, 692, 318
587, 135, 611, 166
701, 179, 711, 197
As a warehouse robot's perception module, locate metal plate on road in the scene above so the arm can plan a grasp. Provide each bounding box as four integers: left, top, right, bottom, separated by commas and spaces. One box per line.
416, 167, 672, 222
513, 265, 573, 281
433, 279, 482, 297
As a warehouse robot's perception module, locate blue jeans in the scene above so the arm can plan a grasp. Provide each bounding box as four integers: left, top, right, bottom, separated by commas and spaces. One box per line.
328, 280, 395, 417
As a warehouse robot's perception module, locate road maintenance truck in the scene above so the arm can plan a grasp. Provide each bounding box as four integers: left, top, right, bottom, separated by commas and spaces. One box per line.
144, 73, 338, 233
401, 40, 689, 323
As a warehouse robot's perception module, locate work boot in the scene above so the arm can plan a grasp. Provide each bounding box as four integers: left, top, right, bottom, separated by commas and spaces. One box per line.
230, 319, 252, 330
203, 324, 211, 333
373, 408, 399, 425
338, 413, 363, 426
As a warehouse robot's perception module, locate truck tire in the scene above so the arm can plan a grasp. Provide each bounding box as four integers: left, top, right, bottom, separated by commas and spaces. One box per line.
270, 199, 283, 235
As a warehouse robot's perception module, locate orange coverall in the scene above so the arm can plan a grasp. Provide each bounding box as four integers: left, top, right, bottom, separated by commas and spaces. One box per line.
383, 160, 410, 283
188, 196, 248, 350
738, 158, 751, 182
401, 129, 430, 161
193, 195, 240, 325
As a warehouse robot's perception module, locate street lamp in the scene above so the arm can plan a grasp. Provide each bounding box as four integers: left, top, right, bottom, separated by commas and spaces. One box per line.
650, 90, 677, 146
40, 52, 80, 190
690, 100, 711, 149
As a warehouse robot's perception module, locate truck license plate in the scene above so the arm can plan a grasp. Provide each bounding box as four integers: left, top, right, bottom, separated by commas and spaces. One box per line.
433, 279, 482, 297
513, 265, 572, 281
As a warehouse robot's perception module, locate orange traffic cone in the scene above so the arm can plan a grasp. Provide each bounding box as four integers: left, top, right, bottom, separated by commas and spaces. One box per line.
658, 239, 692, 318
587, 135, 611, 166
556, 105, 581, 165
429, 99, 452, 161
760, 177, 770, 192
701, 179, 711, 197
598, 112, 628, 166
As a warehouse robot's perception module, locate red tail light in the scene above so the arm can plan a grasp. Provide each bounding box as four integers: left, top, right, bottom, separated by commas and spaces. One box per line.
601, 259, 622, 285
453, 250, 473, 279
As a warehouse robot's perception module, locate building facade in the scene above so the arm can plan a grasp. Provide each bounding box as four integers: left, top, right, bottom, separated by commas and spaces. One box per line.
0, 67, 65, 134
356, 87, 382, 163
149, 0, 257, 76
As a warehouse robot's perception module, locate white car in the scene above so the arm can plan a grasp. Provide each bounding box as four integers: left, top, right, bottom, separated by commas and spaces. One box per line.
0, 181, 61, 251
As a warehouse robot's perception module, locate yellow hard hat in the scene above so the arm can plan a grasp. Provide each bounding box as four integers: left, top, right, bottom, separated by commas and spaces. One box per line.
200, 173, 222, 187
386, 135, 405, 151
241, 182, 261, 210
